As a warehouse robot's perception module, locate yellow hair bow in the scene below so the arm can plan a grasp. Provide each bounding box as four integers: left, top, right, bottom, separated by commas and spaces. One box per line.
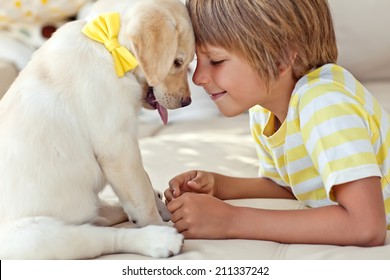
81, 12, 138, 77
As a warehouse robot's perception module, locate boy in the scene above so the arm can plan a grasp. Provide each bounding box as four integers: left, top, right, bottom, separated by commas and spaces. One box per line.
165, 0, 389, 246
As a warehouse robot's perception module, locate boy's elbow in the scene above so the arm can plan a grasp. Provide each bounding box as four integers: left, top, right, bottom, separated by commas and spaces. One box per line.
363, 229, 387, 247
355, 221, 387, 247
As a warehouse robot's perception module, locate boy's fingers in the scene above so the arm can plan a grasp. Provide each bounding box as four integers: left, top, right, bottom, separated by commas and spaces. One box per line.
169, 171, 198, 195
167, 170, 207, 201
169, 181, 181, 198
191, 172, 202, 183
187, 180, 200, 190
164, 188, 174, 203
188, 171, 209, 190
167, 196, 184, 213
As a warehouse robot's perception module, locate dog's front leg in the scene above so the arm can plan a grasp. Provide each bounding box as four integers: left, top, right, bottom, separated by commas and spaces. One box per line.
98, 144, 164, 227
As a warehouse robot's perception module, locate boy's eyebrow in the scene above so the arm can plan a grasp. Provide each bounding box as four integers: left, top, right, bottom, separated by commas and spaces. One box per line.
196, 44, 222, 55
197, 48, 226, 57
196, 47, 211, 55
208, 50, 222, 56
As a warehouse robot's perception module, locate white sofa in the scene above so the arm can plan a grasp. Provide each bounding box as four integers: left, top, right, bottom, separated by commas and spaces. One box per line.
1, 0, 390, 259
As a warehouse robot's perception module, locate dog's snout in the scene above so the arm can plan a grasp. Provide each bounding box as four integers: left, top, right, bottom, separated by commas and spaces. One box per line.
181, 97, 192, 107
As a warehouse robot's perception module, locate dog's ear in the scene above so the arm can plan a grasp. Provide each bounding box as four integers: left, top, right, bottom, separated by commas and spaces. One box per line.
127, 9, 178, 86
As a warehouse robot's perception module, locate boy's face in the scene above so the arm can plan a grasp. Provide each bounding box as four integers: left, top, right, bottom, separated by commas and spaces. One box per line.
192, 44, 268, 117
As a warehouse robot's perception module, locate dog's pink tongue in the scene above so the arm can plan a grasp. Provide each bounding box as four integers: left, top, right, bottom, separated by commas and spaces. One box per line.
156, 103, 168, 125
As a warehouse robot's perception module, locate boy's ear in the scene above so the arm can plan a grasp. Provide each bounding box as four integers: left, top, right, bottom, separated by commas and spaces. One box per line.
278, 51, 297, 75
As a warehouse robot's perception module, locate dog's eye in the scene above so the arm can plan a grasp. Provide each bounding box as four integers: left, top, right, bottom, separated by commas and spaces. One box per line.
174, 58, 183, 68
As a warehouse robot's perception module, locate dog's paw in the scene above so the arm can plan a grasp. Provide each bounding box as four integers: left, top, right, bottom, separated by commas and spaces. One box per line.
155, 192, 172, 222
133, 225, 184, 258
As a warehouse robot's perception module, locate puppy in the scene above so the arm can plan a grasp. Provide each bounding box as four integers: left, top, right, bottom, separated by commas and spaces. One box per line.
0, 0, 194, 259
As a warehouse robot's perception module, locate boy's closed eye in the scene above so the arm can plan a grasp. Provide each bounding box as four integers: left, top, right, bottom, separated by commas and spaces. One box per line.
210, 60, 225, 66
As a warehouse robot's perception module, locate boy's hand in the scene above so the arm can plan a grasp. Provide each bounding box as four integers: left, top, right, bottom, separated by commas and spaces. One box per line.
164, 170, 216, 203
167, 192, 234, 239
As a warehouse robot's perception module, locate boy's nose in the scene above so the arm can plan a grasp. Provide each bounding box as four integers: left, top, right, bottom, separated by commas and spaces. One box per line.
192, 66, 207, 86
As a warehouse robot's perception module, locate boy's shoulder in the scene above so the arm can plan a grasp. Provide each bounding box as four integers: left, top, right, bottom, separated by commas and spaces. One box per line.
293, 63, 361, 107
295, 63, 351, 91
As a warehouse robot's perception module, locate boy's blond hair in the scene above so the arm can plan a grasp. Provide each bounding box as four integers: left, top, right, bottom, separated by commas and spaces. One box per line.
186, 0, 338, 87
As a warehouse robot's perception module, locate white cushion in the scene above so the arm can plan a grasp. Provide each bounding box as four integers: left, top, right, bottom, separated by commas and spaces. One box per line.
329, 0, 390, 81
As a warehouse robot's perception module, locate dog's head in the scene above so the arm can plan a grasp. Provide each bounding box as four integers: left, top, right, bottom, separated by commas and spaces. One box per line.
121, 0, 195, 124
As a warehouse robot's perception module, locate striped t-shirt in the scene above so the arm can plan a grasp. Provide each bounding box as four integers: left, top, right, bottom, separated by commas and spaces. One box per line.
249, 64, 390, 228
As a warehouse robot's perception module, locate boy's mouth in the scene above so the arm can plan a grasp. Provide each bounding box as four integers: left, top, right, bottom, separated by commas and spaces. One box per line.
210, 91, 227, 101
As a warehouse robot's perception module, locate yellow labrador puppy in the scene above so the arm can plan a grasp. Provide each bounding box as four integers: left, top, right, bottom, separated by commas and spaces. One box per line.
0, 0, 194, 259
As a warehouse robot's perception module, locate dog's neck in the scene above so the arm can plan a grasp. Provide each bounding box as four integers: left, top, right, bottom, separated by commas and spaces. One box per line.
132, 67, 148, 88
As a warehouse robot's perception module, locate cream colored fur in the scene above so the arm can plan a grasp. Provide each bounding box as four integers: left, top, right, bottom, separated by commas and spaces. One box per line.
0, 0, 194, 259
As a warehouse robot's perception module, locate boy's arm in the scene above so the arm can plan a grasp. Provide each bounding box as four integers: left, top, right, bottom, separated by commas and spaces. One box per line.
212, 172, 295, 200
168, 176, 386, 246
165, 170, 295, 202
228, 176, 387, 246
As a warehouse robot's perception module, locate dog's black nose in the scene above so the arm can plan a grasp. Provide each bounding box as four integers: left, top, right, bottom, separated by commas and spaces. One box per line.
181, 97, 192, 107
